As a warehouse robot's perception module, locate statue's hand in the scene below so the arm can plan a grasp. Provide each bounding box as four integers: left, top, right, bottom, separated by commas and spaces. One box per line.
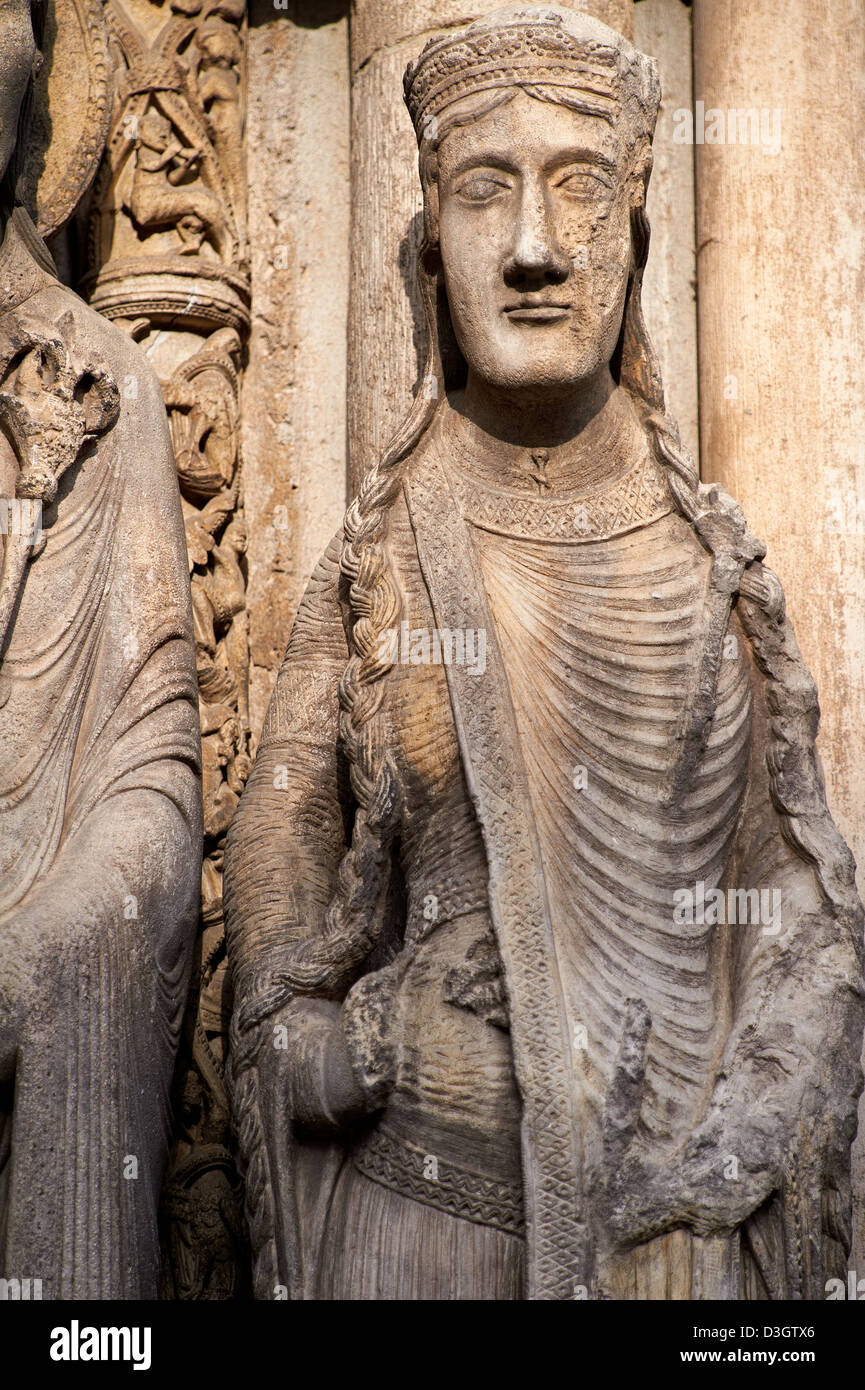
607, 1129, 781, 1248
255, 996, 370, 1137
249, 949, 409, 1139
341, 957, 407, 1109
603, 1000, 782, 1246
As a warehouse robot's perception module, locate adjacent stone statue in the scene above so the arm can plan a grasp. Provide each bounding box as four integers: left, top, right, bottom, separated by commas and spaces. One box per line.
0, 0, 201, 1298
225, 6, 865, 1300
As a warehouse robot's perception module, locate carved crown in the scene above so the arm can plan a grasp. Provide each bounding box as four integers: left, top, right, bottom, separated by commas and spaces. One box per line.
403, 5, 660, 145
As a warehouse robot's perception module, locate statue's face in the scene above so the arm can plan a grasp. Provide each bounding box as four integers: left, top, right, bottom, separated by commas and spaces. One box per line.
435, 90, 634, 396
0, 0, 35, 187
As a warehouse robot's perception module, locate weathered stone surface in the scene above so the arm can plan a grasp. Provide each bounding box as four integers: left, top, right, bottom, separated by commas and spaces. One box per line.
7, 0, 864, 1306
225, 5, 865, 1301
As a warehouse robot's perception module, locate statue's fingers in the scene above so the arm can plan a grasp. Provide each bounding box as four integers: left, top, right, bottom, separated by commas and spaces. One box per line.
603, 997, 652, 1171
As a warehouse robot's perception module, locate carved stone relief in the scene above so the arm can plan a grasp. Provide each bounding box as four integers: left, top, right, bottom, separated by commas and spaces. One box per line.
3, 0, 864, 1310
85, 0, 250, 1300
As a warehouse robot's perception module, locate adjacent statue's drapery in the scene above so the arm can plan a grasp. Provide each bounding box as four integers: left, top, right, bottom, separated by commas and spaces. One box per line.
0, 207, 202, 1298
224, 6, 865, 1301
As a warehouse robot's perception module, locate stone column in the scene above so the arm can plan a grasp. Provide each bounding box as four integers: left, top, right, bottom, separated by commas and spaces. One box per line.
244, 1, 351, 738
348, 1, 635, 490
633, 0, 698, 457
692, 0, 865, 1267
693, 0, 865, 876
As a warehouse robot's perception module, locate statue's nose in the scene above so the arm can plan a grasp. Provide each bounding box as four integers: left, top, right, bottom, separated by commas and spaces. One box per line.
503, 183, 570, 289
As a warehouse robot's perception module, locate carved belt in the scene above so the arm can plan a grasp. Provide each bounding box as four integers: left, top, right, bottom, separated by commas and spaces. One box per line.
352, 1125, 525, 1239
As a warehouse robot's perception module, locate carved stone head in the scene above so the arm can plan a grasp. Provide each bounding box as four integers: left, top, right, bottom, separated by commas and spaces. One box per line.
404, 5, 662, 404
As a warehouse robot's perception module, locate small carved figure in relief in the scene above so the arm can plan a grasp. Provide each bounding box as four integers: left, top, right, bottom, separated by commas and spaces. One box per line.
127, 105, 227, 255
225, 6, 864, 1300
194, 17, 246, 244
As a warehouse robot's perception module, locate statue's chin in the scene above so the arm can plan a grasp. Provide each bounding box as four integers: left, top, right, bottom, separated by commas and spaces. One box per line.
466, 357, 612, 399
456, 320, 618, 400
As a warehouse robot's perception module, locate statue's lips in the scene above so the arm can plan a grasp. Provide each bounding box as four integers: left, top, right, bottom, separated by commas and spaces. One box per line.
504, 304, 571, 324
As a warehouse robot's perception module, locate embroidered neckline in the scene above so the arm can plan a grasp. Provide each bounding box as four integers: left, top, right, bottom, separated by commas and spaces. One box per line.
444, 443, 674, 543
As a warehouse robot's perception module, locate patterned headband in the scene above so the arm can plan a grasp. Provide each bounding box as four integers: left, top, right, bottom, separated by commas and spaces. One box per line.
403, 7, 659, 145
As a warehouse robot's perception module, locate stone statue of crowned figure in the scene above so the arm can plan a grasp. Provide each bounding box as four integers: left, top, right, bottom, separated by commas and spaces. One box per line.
224, 5, 865, 1301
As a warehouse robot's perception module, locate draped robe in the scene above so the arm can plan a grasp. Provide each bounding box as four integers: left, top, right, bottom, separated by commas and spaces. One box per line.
225, 399, 864, 1301
0, 210, 202, 1298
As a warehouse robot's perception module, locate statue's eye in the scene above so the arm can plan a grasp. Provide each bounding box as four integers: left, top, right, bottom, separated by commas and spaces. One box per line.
556, 169, 609, 198
455, 174, 511, 203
